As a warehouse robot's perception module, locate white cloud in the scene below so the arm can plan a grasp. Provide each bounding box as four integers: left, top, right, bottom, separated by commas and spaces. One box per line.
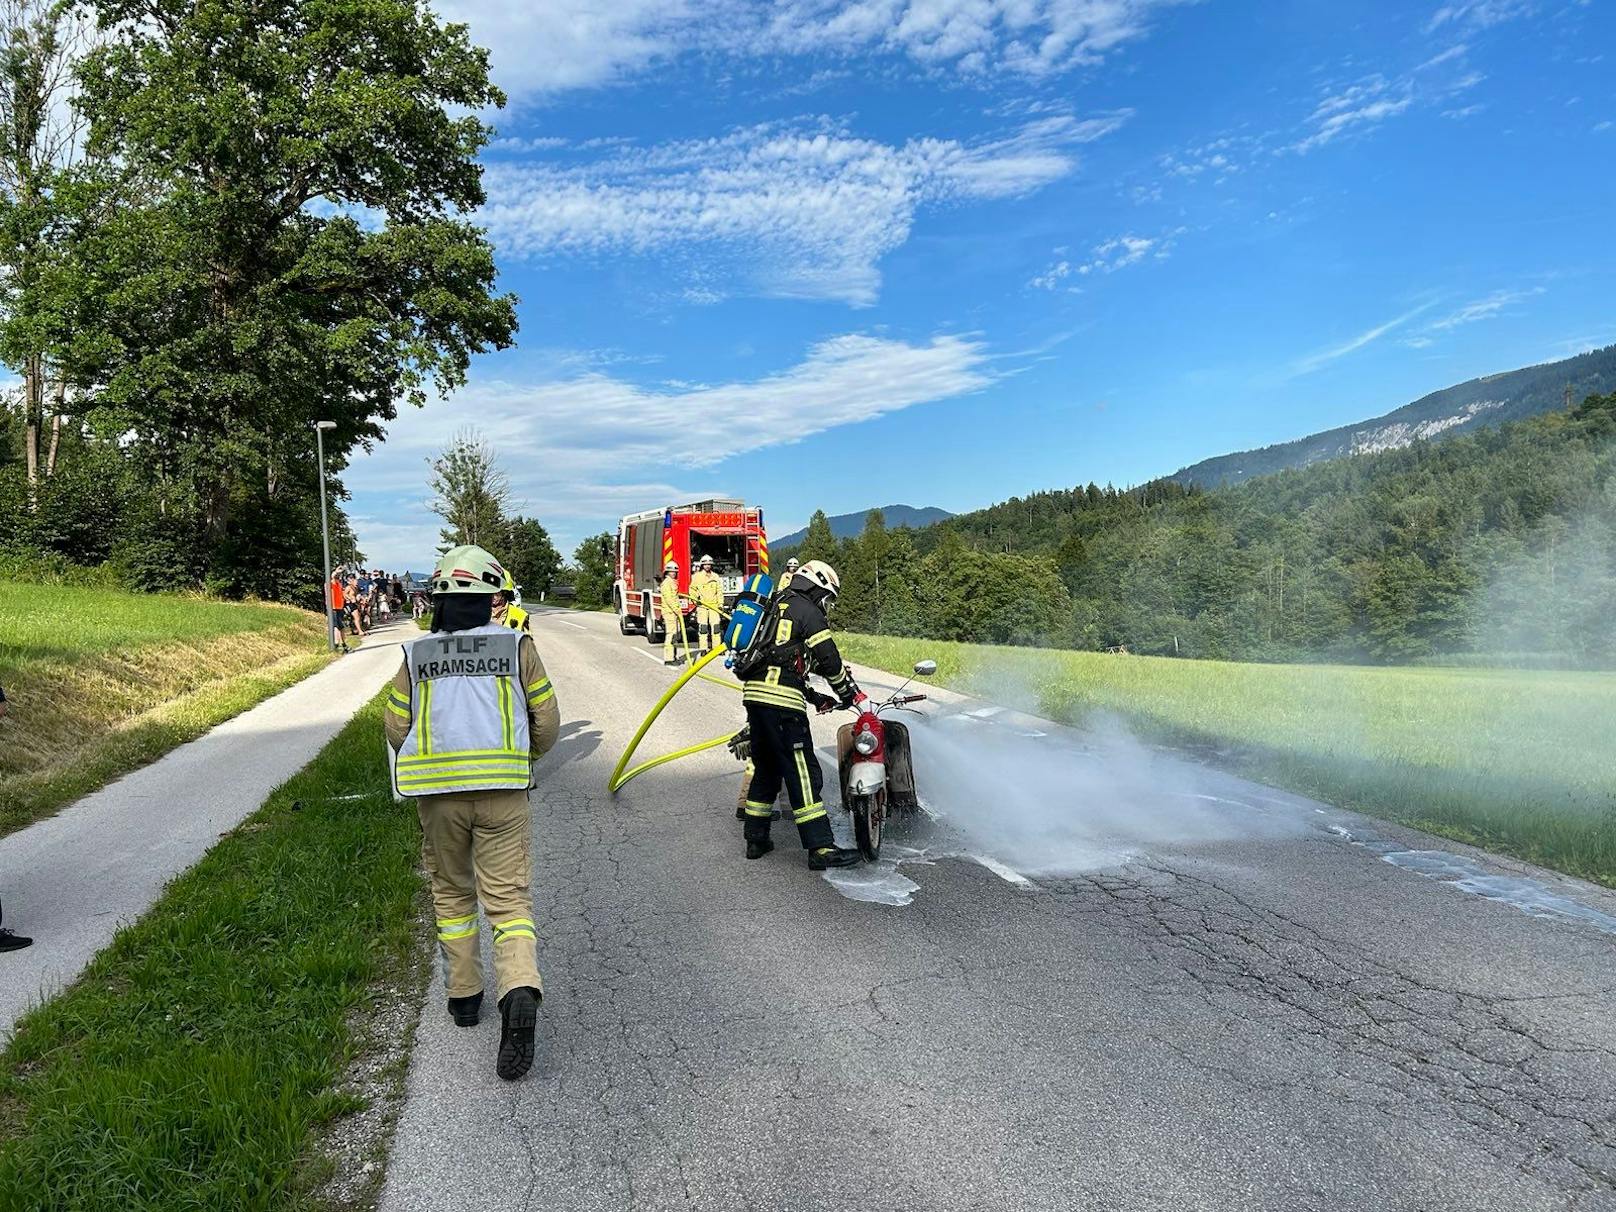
1030, 227, 1179, 289
435, 0, 701, 96
1291, 76, 1415, 153
1291, 303, 1436, 375
1029, 259, 1074, 290
1425, 1, 1534, 34
348, 332, 992, 560
1428, 287, 1544, 330
1595, 120, 1614, 133
436, 0, 1186, 98
480, 115, 1115, 305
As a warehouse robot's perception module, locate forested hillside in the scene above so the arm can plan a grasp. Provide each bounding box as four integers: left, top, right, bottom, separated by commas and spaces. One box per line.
791, 393, 1616, 665
772, 504, 951, 548
1172, 344, 1616, 487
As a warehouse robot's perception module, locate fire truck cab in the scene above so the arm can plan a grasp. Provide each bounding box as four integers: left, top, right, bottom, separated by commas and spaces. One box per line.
615, 499, 769, 645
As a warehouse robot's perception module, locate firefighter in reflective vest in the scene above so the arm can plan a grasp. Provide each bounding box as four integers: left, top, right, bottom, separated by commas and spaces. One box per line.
494, 570, 530, 633
385, 544, 560, 1081
660, 560, 688, 666
691, 555, 724, 652
739, 559, 862, 869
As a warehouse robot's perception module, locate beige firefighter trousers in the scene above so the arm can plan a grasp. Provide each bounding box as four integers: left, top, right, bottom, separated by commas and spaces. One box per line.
417, 788, 542, 1002
662, 603, 689, 662
696, 605, 722, 651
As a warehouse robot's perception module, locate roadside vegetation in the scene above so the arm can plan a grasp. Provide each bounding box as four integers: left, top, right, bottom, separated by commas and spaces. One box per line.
0, 695, 426, 1210
839, 633, 1616, 887
0, 581, 332, 837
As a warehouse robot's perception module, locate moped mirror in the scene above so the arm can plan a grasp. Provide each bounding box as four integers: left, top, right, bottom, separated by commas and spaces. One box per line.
913, 660, 938, 677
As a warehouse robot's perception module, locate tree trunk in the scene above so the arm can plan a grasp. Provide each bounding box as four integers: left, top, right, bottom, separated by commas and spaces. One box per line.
23, 355, 43, 508
47, 412, 62, 477
45, 378, 67, 477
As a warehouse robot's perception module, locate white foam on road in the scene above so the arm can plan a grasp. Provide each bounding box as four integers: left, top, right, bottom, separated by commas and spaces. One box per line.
1329, 824, 1616, 937
1383, 849, 1616, 936
822, 863, 924, 906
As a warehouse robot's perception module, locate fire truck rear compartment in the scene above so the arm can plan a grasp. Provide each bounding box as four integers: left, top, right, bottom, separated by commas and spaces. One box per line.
688, 532, 747, 577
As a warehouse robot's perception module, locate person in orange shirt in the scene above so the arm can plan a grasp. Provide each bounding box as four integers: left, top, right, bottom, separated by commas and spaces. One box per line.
328, 573, 350, 654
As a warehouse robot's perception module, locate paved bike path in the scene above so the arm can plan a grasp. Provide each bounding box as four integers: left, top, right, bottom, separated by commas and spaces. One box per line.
0, 620, 409, 1040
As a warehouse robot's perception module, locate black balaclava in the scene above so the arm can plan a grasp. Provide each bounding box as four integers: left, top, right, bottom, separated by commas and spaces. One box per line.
431, 593, 494, 634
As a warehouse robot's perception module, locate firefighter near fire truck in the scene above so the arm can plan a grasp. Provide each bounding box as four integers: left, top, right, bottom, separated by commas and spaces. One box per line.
385, 544, 561, 1082
691, 555, 724, 652
660, 561, 689, 666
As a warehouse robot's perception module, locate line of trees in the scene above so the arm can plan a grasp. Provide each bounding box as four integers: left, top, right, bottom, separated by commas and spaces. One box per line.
783, 393, 1616, 666
0, 0, 516, 605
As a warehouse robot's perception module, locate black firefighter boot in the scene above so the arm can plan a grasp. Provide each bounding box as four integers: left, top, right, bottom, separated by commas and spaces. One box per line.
801, 817, 860, 870
743, 814, 774, 860
497, 986, 541, 1081
447, 991, 484, 1028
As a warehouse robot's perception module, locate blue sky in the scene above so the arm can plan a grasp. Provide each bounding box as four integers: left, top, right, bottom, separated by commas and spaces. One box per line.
346, 0, 1615, 569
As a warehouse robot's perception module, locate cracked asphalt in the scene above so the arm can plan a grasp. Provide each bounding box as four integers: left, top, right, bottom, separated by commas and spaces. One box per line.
379, 608, 1616, 1212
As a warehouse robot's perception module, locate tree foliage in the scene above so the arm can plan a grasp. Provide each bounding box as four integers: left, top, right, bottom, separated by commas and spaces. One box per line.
428, 427, 510, 549
498, 515, 561, 597
0, 0, 517, 602
569, 531, 614, 610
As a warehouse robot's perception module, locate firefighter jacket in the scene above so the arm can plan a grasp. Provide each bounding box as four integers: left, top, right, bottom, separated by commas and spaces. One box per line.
741, 588, 855, 715
385, 624, 560, 797
660, 572, 684, 615
691, 570, 724, 611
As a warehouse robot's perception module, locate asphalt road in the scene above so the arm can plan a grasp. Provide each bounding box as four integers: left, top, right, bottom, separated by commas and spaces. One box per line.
380, 607, 1616, 1212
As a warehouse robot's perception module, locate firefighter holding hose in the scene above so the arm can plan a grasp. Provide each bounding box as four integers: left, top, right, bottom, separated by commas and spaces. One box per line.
736, 560, 862, 869
660, 560, 689, 666
385, 544, 560, 1081
691, 555, 724, 653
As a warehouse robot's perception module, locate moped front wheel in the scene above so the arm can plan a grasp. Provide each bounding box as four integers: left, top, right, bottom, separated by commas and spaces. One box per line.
851, 790, 885, 862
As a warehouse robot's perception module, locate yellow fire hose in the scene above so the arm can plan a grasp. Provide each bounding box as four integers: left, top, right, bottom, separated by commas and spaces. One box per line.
608, 643, 742, 794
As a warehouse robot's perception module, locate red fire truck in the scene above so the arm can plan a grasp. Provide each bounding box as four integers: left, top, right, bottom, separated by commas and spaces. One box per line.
614, 499, 769, 645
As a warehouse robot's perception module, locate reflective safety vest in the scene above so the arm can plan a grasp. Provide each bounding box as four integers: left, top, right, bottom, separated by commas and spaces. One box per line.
395, 624, 531, 797
506, 603, 530, 632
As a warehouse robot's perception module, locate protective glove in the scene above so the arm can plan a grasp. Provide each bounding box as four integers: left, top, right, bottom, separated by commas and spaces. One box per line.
837, 679, 860, 710
806, 688, 838, 714
726, 727, 752, 762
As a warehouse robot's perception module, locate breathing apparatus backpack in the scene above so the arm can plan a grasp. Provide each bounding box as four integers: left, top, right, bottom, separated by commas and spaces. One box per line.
723, 574, 774, 679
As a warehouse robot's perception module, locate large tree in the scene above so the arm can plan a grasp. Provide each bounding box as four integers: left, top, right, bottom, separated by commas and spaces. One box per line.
428, 427, 509, 548
58, 0, 517, 588
498, 514, 560, 597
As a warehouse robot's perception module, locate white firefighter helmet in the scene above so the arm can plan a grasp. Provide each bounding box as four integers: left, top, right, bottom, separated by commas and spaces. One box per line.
432, 545, 505, 595
793, 559, 840, 602
699, 554, 714, 568
785, 557, 800, 573
664, 560, 680, 574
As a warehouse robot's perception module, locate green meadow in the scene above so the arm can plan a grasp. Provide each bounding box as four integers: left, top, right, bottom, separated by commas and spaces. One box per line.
838, 633, 1616, 887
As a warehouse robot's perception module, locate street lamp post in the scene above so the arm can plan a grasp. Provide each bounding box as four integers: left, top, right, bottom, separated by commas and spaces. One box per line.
313, 421, 337, 651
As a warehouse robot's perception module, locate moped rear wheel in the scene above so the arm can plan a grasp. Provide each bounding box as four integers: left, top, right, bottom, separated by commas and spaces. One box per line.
851, 789, 884, 861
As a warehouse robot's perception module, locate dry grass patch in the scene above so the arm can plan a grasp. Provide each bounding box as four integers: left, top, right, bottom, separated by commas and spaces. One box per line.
0, 582, 332, 836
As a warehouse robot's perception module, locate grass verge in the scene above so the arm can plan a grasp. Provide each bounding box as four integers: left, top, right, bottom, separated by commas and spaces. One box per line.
838, 633, 1616, 888
0, 694, 428, 1210
0, 581, 334, 837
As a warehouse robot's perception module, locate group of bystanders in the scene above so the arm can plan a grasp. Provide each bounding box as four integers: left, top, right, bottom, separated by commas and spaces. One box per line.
327, 567, 407, 652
